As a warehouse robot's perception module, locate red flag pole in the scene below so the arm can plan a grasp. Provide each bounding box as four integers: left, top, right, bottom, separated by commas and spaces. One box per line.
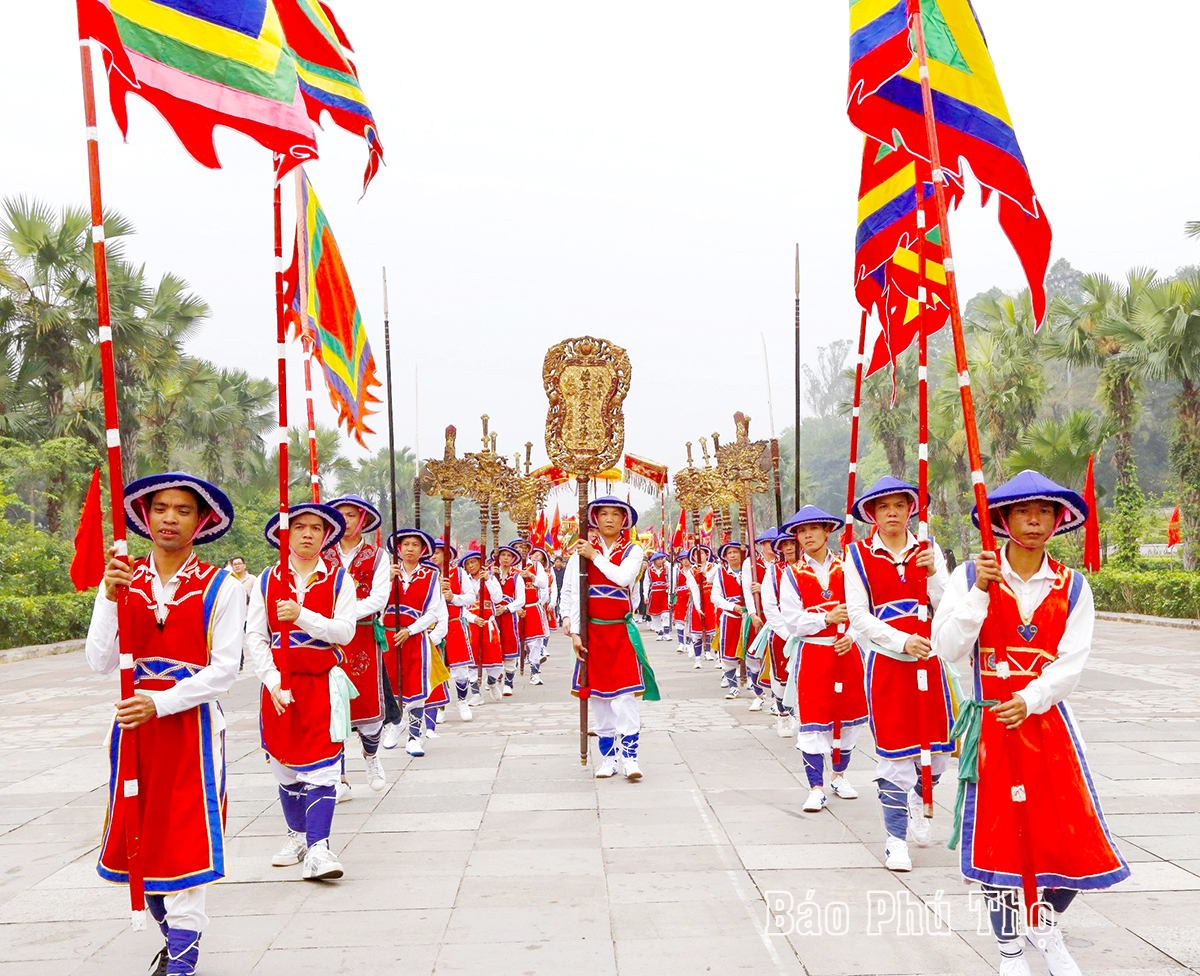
273, 172, 294, 712
913, 173, 936, 818
840, 311, 869, 551
294, 171, 320, 503
75, 25, 144, 931
910, 0, 1040, 927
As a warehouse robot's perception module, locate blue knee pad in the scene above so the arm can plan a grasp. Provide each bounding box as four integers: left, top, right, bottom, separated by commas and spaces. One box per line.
622, 732, 639, 760
598, 735, 617, 758
455, 679, 470, 701
359, 728, 381, 757
278, 782, 306, 834
831, 749, 851, 774
165, 928, 201, 976
877, 779, 908, 839
304, 784, 337, 849
802, 752, 824, 789
146, 894, 169, 938
981, 884, 1022, 941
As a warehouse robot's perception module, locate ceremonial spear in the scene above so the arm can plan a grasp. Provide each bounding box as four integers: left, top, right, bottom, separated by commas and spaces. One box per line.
543, 336, 631, 766
908, 0, 1041, 925
793, 244, 802, 513
74, 25, 145, 928
761, 332, 785, 525
381, 269, 403, 709
463, 417, 510, 686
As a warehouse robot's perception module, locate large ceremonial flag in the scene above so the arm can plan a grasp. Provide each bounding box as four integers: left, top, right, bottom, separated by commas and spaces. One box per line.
284, 170, 381, 446
273, 0, 383, 191
847, 0, 1051, 325
78, 0, 318, 174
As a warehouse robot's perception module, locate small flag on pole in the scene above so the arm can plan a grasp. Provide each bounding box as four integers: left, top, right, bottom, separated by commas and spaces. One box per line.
71, 467, 106, 591
1168, 506, 1182, 548
1083, 454, 1101, 572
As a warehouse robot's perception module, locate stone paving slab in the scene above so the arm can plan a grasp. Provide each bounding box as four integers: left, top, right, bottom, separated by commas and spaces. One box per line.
0, 619, 1198, 973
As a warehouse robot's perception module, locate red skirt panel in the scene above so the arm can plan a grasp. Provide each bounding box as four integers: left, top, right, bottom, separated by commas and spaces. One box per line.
260, 671, 341, 772
865, 652, 953, 760
343, 622, 384, 727
572, 620, 644, 699
717, 611, 743, 662
444, 616, 475, 668
98, 696, 225, 892
521, 603, 548, 642
796, 641, 868, 733
497, 611, 521, 662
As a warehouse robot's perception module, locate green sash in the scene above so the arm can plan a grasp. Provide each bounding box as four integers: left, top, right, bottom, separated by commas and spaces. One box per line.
946, 697, 999, 850
588, 613, 661, 702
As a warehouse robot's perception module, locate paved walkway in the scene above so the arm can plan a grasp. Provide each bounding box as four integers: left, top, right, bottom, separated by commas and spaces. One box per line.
1, 619, 1199, 974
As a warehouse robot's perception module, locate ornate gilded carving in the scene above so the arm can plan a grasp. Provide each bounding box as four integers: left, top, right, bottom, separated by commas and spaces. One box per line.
543, 336, 631, 477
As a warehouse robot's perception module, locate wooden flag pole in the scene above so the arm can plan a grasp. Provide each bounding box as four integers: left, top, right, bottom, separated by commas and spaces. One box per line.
910, 0, 1040, 927
841, 311, 869, 550
294, 170, 319, 502
75, 28, 144, 930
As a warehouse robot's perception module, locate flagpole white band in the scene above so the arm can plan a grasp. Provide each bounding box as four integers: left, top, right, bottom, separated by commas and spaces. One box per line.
920, 749, 932, 766
918, 444, 928, 461
92, 225, 105, 243
119, 654, 134, 670
106, 429, 121, 448
916, 669, 928, 692
848, 462, 856, 474
98, 326, 112, 343
957, 371, 970, 388
278, 512, 289, 530
916, 210, 926, 229
917, 366, 927, 382
278, 428, 288, 445
971, 469, 985, 485
86, 125, 98, 141
113, 539, 128, 556
944, 257, 955, 273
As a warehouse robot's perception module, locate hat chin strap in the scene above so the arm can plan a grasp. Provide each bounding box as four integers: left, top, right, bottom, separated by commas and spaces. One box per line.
996, 508, 1066, 549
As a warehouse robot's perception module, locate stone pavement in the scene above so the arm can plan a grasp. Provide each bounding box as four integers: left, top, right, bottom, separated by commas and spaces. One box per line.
1, 619, 1199, 975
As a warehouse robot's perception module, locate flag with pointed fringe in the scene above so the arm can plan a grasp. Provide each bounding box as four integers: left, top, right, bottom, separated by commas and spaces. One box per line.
670, 509, 686, 550
273, 0, 383, 191
284, 170, 381, 446
78, 0, 318, 175
549, 508, 562, 550
847, 0, 1051, 326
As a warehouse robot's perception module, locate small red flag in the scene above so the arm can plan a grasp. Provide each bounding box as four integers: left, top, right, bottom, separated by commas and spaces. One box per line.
1083, 454, 1101, 571
71, 467, 105, 591
549, 508, 562, 550
1168, 506, 1182, 548
671, 509, 686, 549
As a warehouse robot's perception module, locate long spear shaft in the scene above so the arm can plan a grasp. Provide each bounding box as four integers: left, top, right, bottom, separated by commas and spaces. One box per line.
382, 269, 402, 714
576, 475, 590, 765
294, 170, 319, 503
75, 29, 144, 930
793, 245, 801, 511
910, 0, 1039, 927
413, 366, 421, 529
841, 311, 868, 550
761, 332, 784, 525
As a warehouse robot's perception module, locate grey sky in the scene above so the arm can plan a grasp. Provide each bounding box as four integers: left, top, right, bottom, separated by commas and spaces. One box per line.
3, 2, 1197, 505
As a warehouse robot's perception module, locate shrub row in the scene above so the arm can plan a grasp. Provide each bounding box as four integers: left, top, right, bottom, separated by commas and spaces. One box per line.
1088, 569, 1200, 620
0, 592, 95, 649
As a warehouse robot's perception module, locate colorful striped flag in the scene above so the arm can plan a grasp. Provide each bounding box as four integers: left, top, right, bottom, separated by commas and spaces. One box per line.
79, 0, 318, 174
284, 170, 381, 446
274, 0, 383, 192
847, 0, 1052, 326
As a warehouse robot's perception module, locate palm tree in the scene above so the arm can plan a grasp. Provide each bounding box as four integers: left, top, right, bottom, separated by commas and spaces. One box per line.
1128, 273, 1200, 569
287, 424, 354, 499
1005, 412, 1111, 487
859, 353, 917, 479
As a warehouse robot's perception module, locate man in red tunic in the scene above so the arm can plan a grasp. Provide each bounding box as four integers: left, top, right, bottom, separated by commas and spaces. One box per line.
438, 545, 480, 720
323, 495, 389, 799
520, 545, 552, 684
671, 550, 692, 654
87, 473, 244, 976
712, 542, 749, 699
844, 476, 952, 872
933, 470, 1129, 976
561, 496, 655, 779
779, 506, 867, 813
246, 503, 356, 882
643, 551, 671, 640
684, 544, 717, 668
486, 544, 526, 697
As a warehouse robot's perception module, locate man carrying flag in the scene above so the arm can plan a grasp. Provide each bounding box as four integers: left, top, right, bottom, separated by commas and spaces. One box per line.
86, 473, 244, 976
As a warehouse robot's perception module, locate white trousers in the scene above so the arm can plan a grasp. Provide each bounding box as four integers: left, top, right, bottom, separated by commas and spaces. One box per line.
270, 757, 341, 788
796, 723, 864, 756
652, 611, 671, 632
591, 693, 640, 738
873, 753, 951, 791
158, 887, 208, 932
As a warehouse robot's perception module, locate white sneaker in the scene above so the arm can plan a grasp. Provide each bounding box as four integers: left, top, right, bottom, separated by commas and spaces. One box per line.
803, 787, 827, 812
405, 737, 425, 757
829, 776, 858, 800
501, 683, 514, 697
748, 698, 764, 712
704, 650, 714, 661
364, 754, 386, 792
713, 660, 723, 669
467, 690, 484, 706
719, 675, 730, 689
908, 789, 932, 846
998, 952, 1034, 976
301, 844, 344, 881
884, 836, 912, 872
425, 728, 440, 740
1026, 925, 1082, 976
457, 701, 473, 722
530, 674, 544, 685
488, 682, 502, 702
335, 780, 352, 804
381, 723, 403, 750
623, 758, 643, 780
693, 659, 703, 670
594, 757, 619, 778
271, 832, 308, 867
724, 688, 741, 700
676, 644, 685, 653
775, 715, 794, 738
768, 699, 780, 716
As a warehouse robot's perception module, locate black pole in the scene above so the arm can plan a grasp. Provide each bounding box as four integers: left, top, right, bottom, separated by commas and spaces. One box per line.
382, 269, 401, 705
577, 475, 590, 766
793, 244, 801, 512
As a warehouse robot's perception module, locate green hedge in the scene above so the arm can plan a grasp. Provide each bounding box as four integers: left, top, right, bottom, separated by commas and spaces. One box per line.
1088, 570, 1200, 620
0, 592, 95, 648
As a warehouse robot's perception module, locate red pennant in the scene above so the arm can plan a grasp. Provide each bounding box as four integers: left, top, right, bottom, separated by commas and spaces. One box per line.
1083, 454, 1101, 572
671, 509, 686, 550
1168, 506, 1182, 548
70, 467, 106, 591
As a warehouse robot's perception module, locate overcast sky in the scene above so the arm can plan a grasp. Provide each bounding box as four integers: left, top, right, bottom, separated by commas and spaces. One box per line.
3, 2, 1197, 502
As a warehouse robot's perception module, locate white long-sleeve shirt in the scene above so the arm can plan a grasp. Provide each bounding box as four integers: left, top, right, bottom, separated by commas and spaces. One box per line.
845, 531, 947, 656
333, 538, 391, 622
711, 564, 747, 614
778, 550, 857, 642
85, 552, 247, 721
245, 558, 356, 692
758, 563, 785, 631
486, 571, 526, 615
931, 549, 1095, 716
560, 540, 645, 635
392, 563, 449, 637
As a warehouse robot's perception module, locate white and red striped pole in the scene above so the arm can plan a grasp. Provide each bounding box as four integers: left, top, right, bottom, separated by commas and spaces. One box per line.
910, 0, 1040, 926
75, 25, 145, 931
273, 173, 294, 703
293, 169, 320, 503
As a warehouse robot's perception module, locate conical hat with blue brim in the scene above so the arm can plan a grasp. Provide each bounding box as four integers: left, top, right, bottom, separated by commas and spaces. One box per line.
124, 472, 234, 545
388, 528, 436, 558
264, 502, 345, 550
851, 476, 918, 524
325, 495, 382, 535
972, 470, 1088, 539
588, 495, 638, 528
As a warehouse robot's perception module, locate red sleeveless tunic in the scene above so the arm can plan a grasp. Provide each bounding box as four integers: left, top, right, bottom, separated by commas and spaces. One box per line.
470, 573, 504, 669
443, 566, 476, 669
323, 543, 384, 727
647, 566, 669, 615
98, 557, 229, 893
382, 564, 438, 703
572, 543, 645, 699
960, 557, 1129, 890
259, 564, 346, 771
495, 571, 522, 662
715, 565, 745, 661
520, 570, 548, 642
847, 536, 953, 759
785, 557, 868, 732
672, 567, 690, 623
688, 567, 716, 634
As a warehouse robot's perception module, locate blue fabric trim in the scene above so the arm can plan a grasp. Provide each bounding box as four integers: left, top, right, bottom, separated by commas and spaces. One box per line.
202, 567, 229, 641
1067, 569, 1085, 615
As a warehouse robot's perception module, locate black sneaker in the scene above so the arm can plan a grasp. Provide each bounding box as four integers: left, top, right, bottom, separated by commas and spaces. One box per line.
149, 945, 168, 976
